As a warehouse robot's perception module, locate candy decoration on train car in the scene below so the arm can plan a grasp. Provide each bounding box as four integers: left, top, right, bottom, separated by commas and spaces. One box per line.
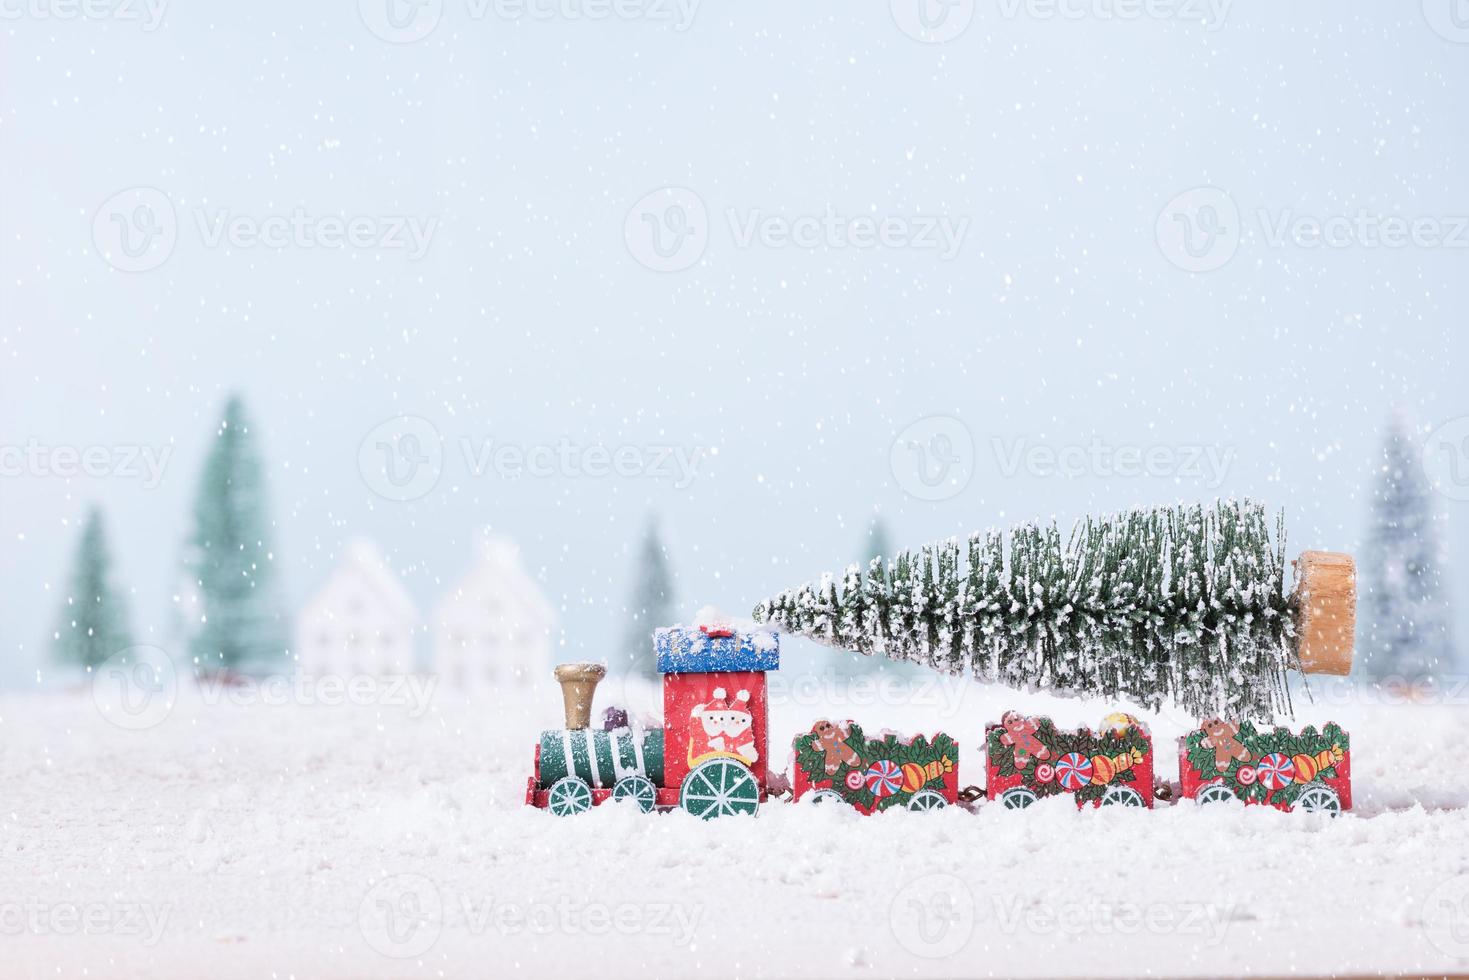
1179, 720, 1351, 813
865, 760, 904, 798
791, 721, 960, 814
986, 713, 1156, 808
1254, 753, 1296, 790
1054, 752, 1094, 791
753, 500, 1357, 721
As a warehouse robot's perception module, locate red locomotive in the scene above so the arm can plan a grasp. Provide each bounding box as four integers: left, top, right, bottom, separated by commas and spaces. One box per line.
526, 623, 780, 818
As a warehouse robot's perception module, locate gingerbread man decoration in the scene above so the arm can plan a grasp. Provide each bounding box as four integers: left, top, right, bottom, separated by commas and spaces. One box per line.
998, 711, 1051, 768
1199, 718, 1252, 772
810, 720, 861, 775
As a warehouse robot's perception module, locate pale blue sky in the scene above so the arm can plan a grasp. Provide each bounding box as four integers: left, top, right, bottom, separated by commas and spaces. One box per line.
2, 1, 1465, 686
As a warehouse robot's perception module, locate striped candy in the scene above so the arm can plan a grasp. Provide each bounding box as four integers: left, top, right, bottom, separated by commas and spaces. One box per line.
865, 760, 903, 798
1254, 752, 1296, 790
1055, 752, 1093, 791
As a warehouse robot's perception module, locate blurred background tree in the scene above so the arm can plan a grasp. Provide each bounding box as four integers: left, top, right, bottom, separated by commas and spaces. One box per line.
52, 507, 132, 670
620, 517, 674, 683
181, 395, 288, 676
1361, 411, 1456, 682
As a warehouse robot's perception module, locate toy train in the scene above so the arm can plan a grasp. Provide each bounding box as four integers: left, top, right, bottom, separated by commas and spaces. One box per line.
526, 622, 1352, 818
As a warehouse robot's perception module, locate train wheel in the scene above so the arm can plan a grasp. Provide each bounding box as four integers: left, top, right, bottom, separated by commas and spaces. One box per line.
1295, 784, 1342, 817
803, 789, 849, 808
907, 789, 948, 812
679, 759, 760, 820
1101, 785, 1145, 808
612, 775, 658, 813
1000, 787, 1038, 810
547, 776, 593, 816
1195, 782, 1238, 807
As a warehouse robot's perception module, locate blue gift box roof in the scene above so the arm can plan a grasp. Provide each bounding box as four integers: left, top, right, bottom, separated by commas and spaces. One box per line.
653, 626, 780, 674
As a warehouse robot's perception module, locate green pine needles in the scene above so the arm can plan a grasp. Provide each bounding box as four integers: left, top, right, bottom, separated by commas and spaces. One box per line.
753, 500, 1300, 721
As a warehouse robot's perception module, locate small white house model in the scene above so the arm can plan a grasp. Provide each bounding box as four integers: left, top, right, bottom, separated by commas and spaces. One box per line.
432, 536, 555, 689
295, 538, 418, 676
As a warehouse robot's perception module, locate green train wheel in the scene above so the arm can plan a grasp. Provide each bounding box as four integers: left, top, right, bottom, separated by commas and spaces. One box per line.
679, 759, 760, 820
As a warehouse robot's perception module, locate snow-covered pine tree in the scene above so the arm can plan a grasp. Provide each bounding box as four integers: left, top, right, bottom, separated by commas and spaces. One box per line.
620, 519, 675, 682
754, 500, 1299, 720
53, 507, 132, 669
1361, 413, 1455, 682
182, 396, 287, 675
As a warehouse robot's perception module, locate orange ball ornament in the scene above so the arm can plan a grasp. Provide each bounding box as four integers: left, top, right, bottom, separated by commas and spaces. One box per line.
1291, 753, 1318, 783
901, 762, 926, 793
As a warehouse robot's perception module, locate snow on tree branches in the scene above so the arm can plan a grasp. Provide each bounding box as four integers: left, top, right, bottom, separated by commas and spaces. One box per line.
752, 500, 1300, 721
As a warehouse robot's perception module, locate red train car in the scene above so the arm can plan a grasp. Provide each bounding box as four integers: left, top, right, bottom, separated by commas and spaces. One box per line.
985, 712, 1155, 809
1178, 720, 1351, 814
789, 720, 959, 814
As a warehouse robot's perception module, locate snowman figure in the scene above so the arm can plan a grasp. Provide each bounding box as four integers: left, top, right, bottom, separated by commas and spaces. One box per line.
688, 687, 759, 766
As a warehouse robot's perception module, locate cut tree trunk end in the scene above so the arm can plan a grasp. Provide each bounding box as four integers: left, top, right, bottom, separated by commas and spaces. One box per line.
553, 662, 607, 730
1292, 551, 1356, 676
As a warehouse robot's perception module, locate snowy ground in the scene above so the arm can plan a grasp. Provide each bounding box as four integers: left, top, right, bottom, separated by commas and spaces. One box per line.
3, 669, 1469, 979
